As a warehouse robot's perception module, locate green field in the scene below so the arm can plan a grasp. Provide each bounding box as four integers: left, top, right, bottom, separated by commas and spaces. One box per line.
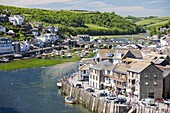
135, 16, 170, 28
86, 24, 108, 29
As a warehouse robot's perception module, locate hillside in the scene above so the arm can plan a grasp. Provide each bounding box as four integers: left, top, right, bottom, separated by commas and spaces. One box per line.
0, 5, 145, 37
135, 16, 170, 28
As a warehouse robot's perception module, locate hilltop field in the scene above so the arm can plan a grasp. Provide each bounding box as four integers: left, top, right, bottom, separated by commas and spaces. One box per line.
135, 17, 170, 28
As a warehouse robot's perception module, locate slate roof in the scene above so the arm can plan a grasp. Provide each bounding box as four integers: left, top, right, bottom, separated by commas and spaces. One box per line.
127, 62, 151, 73
91, 60, 112, 70
79, 64, 89, 70
129, 49, 143, 59
156, 65, 170, 78
114, 63, 131, 75
97, 49, 128, 59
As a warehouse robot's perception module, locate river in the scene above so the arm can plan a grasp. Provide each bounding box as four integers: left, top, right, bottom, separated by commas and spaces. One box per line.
0, 62, 91, 113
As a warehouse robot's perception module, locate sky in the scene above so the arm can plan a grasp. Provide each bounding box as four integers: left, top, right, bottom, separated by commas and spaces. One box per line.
0, 0, 170, 17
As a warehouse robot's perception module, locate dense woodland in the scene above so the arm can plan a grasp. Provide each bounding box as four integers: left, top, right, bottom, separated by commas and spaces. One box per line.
0, 5, 145, 37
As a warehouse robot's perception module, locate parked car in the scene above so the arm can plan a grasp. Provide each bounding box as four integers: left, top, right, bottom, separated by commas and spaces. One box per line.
164, 99, 170, 105
155, 98, 164, 103
76, 84, 83, 88
106, 94, 117, 100
86, 88, 94, 92
141, 98, 155, 105
114, 98, 127, 104
99, 92, 108, 97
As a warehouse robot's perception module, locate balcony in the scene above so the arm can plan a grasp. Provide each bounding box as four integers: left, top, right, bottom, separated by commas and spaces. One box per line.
110, 76, 127, 82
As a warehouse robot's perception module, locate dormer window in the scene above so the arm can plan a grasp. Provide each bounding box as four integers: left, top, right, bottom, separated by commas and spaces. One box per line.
106, 52, 113, 57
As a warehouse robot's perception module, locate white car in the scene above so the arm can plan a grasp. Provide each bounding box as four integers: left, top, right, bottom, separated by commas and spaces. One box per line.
164, 99, 170, 104
141, 98, 155, 105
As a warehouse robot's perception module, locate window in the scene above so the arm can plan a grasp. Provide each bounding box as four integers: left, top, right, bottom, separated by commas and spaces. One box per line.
132, 80, 135, 84
83, 70, 86, 74
145, 82, 149, 86
154, 81, 157, 86
145, 74, 148, 78
154, 74, 157, 78
96, 76, 98, 81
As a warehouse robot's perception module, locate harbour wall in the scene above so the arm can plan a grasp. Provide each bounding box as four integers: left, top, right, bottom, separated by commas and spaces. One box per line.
59, 81, 169, 113
60, 81, 130, 113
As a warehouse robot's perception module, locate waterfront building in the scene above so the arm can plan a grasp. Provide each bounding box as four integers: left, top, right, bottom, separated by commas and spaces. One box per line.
157, 66, 170, 99
20, 41, 30, 52
0, 37, 13, 54
89, 60, 112, 89
12, 42, 21, 53
126, 61, 163, 100
79, 64, 90, 81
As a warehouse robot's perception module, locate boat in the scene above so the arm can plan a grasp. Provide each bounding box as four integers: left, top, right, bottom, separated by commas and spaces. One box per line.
65, 96, 75, 104
56, 81, 62, 88
14, 54, 22, 58
0, 57, 9, 63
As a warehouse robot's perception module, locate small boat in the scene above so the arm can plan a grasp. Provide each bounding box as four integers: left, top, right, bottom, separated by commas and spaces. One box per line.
65, 96, 75, 104
56, 81, 62, 88
14, 54, 22, 58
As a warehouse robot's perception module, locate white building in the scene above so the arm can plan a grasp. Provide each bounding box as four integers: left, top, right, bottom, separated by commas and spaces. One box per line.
79, 64, 90, 81
0, 26, 6, 33
89, 60, 112, 89
31, 28, 39, 37
9, 15, 24, 25
160, 35, 170, 47
0, 37, 13, 54
20, 41, 30, 52
37, 33, 58, 43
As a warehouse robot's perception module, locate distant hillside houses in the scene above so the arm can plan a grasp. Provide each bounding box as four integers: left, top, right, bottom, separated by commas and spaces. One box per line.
36, 33, 58, 43
9, 15, 24, 25
0, 26, 6, 33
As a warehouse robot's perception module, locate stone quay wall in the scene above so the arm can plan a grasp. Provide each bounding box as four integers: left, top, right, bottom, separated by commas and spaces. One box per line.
60, 81, 130, 113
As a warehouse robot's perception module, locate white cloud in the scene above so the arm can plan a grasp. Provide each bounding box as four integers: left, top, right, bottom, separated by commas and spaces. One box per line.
0, 0, 72, 6
0, 0, 169, 16
147, 0, 167, 4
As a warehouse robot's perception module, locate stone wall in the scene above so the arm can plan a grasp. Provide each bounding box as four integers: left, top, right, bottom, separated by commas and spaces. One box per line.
60, 81, 130, 113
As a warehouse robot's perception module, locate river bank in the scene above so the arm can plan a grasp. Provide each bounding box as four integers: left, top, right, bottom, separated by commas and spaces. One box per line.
0, 56, 80, 71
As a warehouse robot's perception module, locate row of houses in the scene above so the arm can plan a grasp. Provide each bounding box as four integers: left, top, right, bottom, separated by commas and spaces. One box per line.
78, 48, 170, 100
0, 11, 59, 53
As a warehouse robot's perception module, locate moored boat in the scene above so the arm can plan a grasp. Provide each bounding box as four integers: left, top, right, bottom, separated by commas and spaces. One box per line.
65, 96, 75, 104
56, 80, 62, 88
